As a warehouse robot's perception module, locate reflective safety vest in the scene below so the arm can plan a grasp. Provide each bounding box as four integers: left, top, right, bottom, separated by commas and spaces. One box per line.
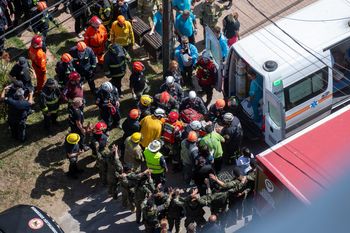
144, 149, 164, 174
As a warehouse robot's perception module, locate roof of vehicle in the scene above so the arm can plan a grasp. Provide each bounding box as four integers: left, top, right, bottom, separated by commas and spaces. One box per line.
257, 104, 350, 204
232, 0, 350, 84
0, 205, 64, 233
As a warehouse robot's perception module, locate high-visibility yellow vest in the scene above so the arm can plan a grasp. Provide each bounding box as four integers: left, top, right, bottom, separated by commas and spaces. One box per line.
144, 149, 164, 174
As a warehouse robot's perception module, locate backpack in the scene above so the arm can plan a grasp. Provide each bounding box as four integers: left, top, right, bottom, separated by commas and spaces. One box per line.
180, 108, 204, 123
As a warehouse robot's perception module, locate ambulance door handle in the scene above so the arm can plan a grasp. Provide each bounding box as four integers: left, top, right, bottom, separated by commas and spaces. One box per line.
270, 126, 274, 133
322, 91, 329, 98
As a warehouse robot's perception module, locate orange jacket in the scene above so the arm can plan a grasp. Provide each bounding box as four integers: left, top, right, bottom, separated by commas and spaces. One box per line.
84, 25, 108, 50
28, 46, 46, 72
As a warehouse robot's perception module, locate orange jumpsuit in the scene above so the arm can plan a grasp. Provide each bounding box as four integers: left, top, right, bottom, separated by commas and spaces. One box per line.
84, 24, 108, 64
28, 46, 47, 92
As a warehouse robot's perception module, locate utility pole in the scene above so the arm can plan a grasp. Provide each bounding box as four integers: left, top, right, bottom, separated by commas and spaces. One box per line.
162, 0, 172, 76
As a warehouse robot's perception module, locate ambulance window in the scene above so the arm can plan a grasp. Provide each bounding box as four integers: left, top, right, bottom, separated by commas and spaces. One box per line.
284, 68, 328, 111
268, 102, 282, 127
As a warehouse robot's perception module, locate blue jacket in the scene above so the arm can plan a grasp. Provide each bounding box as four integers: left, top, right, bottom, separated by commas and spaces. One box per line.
218, 33, 229, 60
174, 43, 198, 71
175, 12, 196, 37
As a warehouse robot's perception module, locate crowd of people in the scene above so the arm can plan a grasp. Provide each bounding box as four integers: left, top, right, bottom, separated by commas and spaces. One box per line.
0, 0, 256, 232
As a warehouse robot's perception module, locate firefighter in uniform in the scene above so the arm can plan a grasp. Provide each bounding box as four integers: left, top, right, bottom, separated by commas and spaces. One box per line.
90, 121, 108, 158
39, 78, 61, 134
138, 94, 153, 120
143, 140, 168, 185
84, 16, 108, 64
137, 0, 160, 26
199, 0, 223, 40
55, 53, 76, 87
92, 0, 113, 29
124, 132, 144, 172
28, 35, 47, 92
70, 41, 97, 93
159, 76, 184, 102
64, 133, 83, 179
110, 15, 135, 51
153, 91, 179, 114
121, 108, 140, 156
140, 108, 165, 148
208, 99, 226, 123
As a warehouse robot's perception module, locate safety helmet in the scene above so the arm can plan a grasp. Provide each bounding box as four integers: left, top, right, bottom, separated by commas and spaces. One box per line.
37, 1, 47, 11
68, 71, 81, 81
223, 112, 234, 122
166, 76, 175, 85
187, 131, 198, 142
189, 120, 202, 131
188, 91, 197, 100
89, 16, 102, 28
133, 61, 145, 72
154, 108, 165, 117
215, 99, 226, 109
140, 95, 153, 107
66, 133, 80, 144
45, 78, 57, 88
101, 81, 113, 92
117, 15, 125, 24
131, 132, 142, 143
147, 140, 162, 152
160, 91, 170, 104
76, 41, 87, 52
168, 111, 179, 122
94, 121, 107, 134
61, 53, 73, 63
31, 35, 43, 49
129, 108, 140, 120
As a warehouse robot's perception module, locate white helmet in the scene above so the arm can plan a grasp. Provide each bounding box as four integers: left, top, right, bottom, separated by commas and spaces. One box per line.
148, 140, 162, 152
101, 81, 113, 92
154, 108, 165, 117
201, 51, 212, 60
189, 120, 202, 131
223, 112, 234, 122
166, 76, 175, 85
188, 91, 197, 99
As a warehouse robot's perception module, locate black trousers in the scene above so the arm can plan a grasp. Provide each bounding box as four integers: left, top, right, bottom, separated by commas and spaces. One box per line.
181, 66, 193, 87
9, 120, 26, 142
43, 113, 58, 131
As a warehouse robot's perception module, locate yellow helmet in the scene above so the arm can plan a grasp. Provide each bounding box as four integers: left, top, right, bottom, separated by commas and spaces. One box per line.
66, 133, 80, 144
140, 95, 153, 107
130, 132, 142, 143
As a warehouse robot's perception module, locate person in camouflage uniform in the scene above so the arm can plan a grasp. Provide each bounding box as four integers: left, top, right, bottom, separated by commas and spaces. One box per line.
167, 188, 185, 233
137, 0, 160, 27
199, 0, 224, 40
107, 145, 123, 199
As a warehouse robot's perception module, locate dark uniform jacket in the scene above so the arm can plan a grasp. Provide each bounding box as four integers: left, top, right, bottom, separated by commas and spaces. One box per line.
70, 46, 97, 78
180, 97, 208, 115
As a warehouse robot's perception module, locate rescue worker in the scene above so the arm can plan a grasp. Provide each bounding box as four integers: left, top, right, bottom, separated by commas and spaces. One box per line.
90, 121, 108, 157
137, 0, 160, 27
9, 57, 34, 101
64, 133, 83, 179
113, 0, 134, 22
175, 10, 197, 44
182, 120, 204, 140
199, 0, 223, 40
159, 76, 184, 102
119, 165, 138, 210
161, 111, 184, 171
121, 108, 141, 156
110, 15, 134, 51
194, 51, 218, 106
62, 71, 84, 107
104, 44, 128, 96
240, 159, 257, 221
180, 90, 208, 115
208, 99, 226, 123
200, 124, 225, 172
180, 131, 199, 184
168, 188, 185, 233
130, 61, 149, 100
213, 26, 229, 61
247, 70, 263, 124
39, 78, 61, 134
140, 108, 165, 148
221, 112, 243, 164
70, 0, 89, 37
84, 16, 108, 64
108, 144, 124, 199
144, 140, 168, 185
55, 53, 76, 87
30, 1, 59, 52
93, 0, 113, 29
1, 87, 32, 142
138, 94, 153, 119
0, 4, 8, 55
70, 41, 97, 93
95, 81, 121, 130
68, 97, 89, 151
135, 170, 155, 223
153, 91, 179, 114
124, 132, 144, 172
174, 36, 198, 86
28, 35, 47, 92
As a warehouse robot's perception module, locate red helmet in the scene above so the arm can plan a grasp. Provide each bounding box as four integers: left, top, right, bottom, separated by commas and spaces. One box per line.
61, 53, 73, 63
31, 35, 43, 49
68, 71, 81, 81
133, 61, 144, 72
76, 41, 87, 52
168, 111, 179, 123
94, 122, 107, 134
160, 91, 170, 104
37, 1, 47, 11
89, 16, 102, 28
129, 108, 140, 120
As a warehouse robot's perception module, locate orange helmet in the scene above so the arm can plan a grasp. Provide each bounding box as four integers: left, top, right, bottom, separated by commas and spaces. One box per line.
68, 71, 81, 81
168, 111, 179, 123
76, 41, 87, 52
31, 35, 43, 48
37, 1, 47, 11
160, 91, 170, 104
94, 121, 107, 134
215, 99, 226, 109
187, 131, 198, 142
129, 108, 140, 120
61, 53, 73, 63
89, 16, 102, 28
133, 61, 144, 72
117, 15, 125, 24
